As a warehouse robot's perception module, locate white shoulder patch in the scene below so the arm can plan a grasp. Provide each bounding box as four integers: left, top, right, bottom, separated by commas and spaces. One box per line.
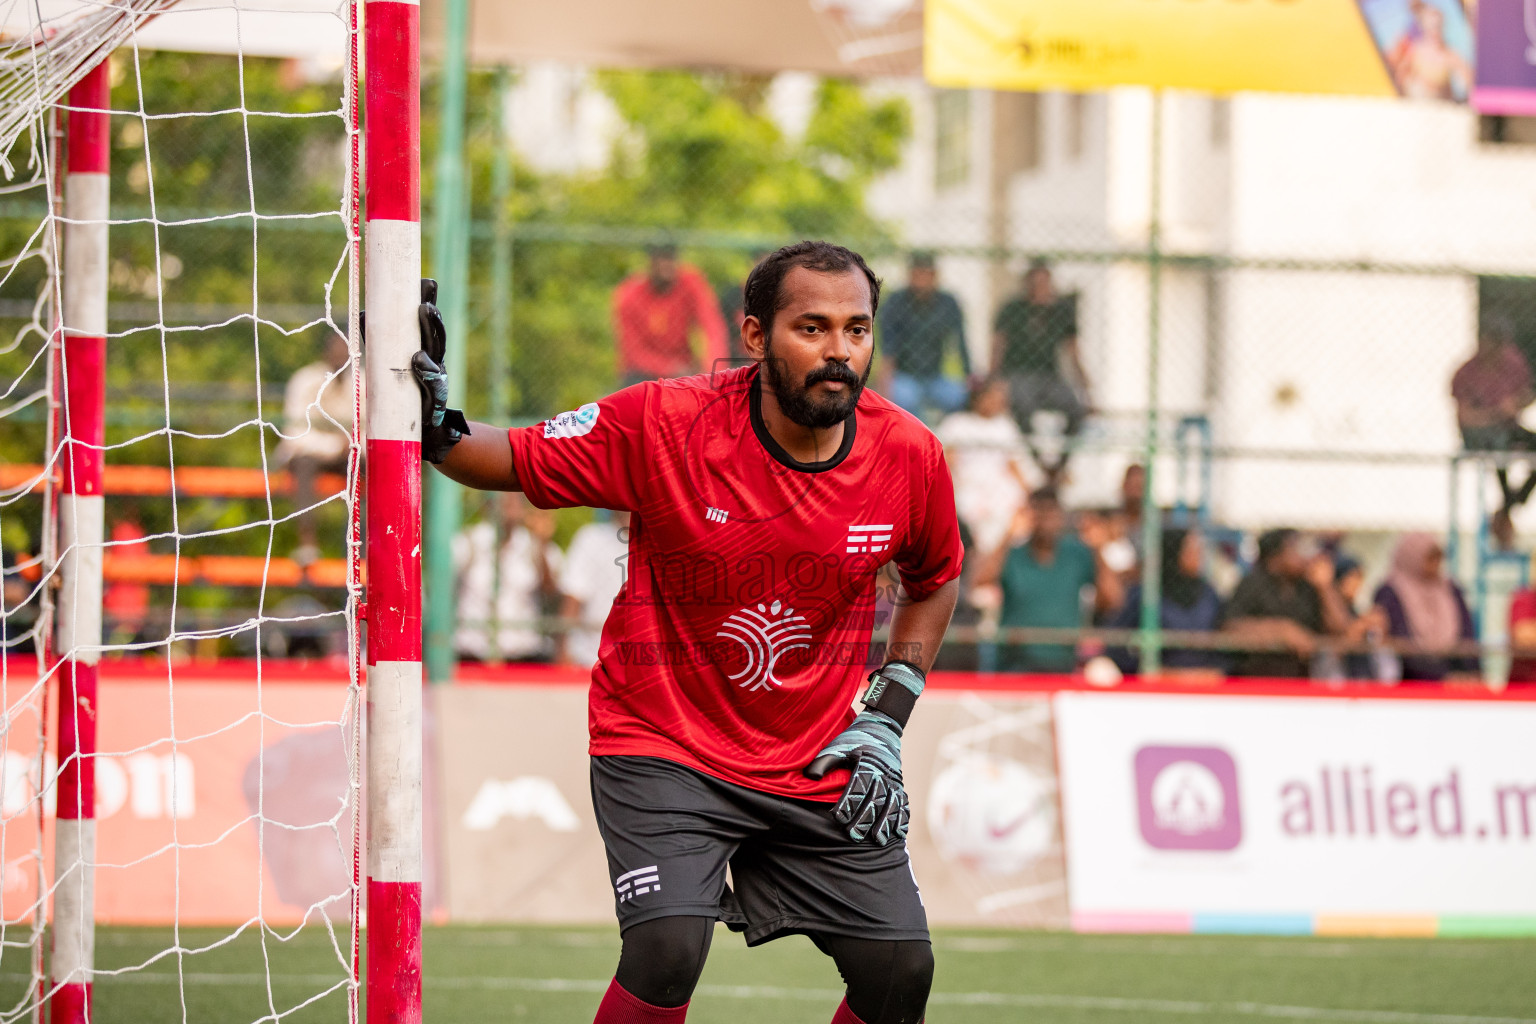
543, 402, 600, 439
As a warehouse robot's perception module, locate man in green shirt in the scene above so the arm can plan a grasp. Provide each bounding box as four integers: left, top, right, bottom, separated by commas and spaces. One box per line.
992, 261, 1091, 484
973, 487, 1123, 673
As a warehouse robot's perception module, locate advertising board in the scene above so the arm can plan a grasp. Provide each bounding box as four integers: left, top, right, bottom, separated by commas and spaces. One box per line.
1055, 691, 1536, 935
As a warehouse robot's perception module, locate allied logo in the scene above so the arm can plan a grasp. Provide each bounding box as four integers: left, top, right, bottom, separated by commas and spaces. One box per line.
543, 402, 600, 439
1134, 746, 1242, 851
615, 864, 660, 903
715, 600, 813, 692
705, 506, 729, 524
846, 523, 893, 555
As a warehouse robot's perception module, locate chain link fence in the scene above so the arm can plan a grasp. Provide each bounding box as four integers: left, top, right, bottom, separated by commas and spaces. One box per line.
9, 54, 1536, 680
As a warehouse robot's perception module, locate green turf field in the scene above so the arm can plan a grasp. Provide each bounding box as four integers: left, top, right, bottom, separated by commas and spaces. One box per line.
7, 925, 1535, 1023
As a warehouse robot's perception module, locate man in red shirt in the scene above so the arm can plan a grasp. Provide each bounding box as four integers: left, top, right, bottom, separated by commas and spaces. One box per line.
613, 244, 730, 386
414, 242, 962, 1024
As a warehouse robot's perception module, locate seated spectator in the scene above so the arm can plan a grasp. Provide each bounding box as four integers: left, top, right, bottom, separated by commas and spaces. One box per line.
454, 493, 564, 663
1372, 533, 1478, 682
991, 261, 1091, 485
1116, 464, 1146, 572
1223, 528, 1351, 678
1509, 561, 1536, 683
1329, 554, 1385, 679
1452, 317, 1536, 545
1108, 528, 1224, 676
559, 509, 632, 667
935, 376, 1029, 554
877, 251, 969, 422
275, 333, 353, 564
973, 487, 1123, 673
612, 244, 728, 387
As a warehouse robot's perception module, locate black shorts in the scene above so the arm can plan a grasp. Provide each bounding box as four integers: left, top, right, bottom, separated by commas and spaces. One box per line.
590, 755, 929, 947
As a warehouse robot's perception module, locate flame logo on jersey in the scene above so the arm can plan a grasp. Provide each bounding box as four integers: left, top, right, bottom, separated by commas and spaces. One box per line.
715, 600, 813, 692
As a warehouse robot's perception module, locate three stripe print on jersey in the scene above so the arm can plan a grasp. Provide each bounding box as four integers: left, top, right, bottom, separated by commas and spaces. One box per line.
845, 523, 893, 554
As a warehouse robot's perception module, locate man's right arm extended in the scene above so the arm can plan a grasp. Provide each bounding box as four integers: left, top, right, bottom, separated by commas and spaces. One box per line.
435, 423, 521, 491
407, 279, 643, 507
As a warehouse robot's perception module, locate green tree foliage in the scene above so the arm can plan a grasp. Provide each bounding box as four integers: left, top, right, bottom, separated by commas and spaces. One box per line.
1, 55, 908, 638
452, 69, 910, 421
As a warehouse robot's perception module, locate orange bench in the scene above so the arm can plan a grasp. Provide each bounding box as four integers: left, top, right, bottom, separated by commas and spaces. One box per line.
0, 464, 348, 498
4, 464, 353, 587
19, 554, 351, 588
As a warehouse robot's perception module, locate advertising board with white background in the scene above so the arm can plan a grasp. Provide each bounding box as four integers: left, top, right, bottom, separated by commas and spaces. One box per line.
1054, 691, 1536, 929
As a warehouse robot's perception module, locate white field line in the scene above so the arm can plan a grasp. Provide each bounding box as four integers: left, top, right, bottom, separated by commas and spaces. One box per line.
4, 973, 1532, 1024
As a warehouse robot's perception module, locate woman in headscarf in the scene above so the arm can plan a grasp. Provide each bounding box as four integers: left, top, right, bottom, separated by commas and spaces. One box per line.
1372, 533, 1476, 682
1109, 528, 1224, 675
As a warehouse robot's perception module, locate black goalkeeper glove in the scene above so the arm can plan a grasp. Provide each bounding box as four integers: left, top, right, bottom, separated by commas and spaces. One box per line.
406, 279, 470, 464
804, 661, 926, 846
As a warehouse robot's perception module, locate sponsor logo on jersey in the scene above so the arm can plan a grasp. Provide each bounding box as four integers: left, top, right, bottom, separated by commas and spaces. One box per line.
716, 599, 813, 692
543, 401, 600, 439
846, 523, 893, 554
705, 506, 729, 524
615, 864, 660, 903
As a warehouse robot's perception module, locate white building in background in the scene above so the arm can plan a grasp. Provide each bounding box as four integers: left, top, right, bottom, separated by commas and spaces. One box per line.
867, 84, 1536, 533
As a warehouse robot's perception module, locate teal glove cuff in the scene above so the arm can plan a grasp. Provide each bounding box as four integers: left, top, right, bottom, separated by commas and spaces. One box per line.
861, 660, 925, 728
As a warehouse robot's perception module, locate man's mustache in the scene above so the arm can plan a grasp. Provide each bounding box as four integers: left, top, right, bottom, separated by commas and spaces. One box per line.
804, 362, 861, 388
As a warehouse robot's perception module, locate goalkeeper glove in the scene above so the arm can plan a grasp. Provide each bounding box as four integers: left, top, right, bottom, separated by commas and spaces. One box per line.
407, 278, 470, 464
803, 661, 926, 847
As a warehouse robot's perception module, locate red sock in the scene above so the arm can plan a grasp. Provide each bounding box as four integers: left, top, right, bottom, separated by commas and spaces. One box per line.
593, 978, 689, 1024
830, 999, 866, 1024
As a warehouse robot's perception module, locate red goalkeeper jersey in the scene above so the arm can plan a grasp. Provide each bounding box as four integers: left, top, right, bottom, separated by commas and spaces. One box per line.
508, 364, 964, 800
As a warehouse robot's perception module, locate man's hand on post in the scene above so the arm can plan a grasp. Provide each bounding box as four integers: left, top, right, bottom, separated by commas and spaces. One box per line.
407, 278, 471, 464
804, 661, 926, 847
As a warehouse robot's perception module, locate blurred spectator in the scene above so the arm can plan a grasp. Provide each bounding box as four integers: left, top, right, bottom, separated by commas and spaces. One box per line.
1117, 464, 1146, 568
454, 494, 563, 663
1108, 528, 1224, 676
1508, 557, 1536, 683
718, 252, 768, 364
974, 487, 1123, 673
1452, 317, 1536, 545
613, 244, 728, 386
559, 510, 632, 667
717, 278, 748, 362
935, 377, 1028, 554
1318, 553, 1393, 681
1223, 529, 1351, 678
1, 548, 37, 655
104, 514, 151, 647
276, 332, 353, 564
876, 251, 969, 421
1372, 533, 1478, 683
991, 261, 1090, 485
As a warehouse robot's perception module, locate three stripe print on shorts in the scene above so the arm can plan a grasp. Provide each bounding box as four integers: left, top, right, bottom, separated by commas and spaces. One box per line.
615, 865, 661, 903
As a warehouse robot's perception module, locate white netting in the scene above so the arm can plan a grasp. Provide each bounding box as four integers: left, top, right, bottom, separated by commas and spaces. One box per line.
0, 1, 362, 1019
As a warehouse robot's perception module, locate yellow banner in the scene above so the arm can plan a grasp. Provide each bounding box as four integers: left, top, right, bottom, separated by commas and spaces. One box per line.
925, 0, 1408, 97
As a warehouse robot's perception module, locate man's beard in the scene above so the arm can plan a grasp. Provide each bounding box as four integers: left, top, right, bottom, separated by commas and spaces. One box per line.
761, 336, 870, 430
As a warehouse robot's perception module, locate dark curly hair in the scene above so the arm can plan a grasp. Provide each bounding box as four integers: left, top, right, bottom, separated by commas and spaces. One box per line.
741, 241, 882, 332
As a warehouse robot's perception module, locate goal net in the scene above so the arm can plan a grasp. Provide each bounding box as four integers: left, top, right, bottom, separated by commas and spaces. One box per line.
0, 1, 373, 1020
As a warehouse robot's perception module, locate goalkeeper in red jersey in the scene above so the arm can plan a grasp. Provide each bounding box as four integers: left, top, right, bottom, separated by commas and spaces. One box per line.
415, 241, 962, 1024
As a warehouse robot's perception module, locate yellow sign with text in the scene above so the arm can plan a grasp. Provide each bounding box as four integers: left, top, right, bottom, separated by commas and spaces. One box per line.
925, 0, 1403, 97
